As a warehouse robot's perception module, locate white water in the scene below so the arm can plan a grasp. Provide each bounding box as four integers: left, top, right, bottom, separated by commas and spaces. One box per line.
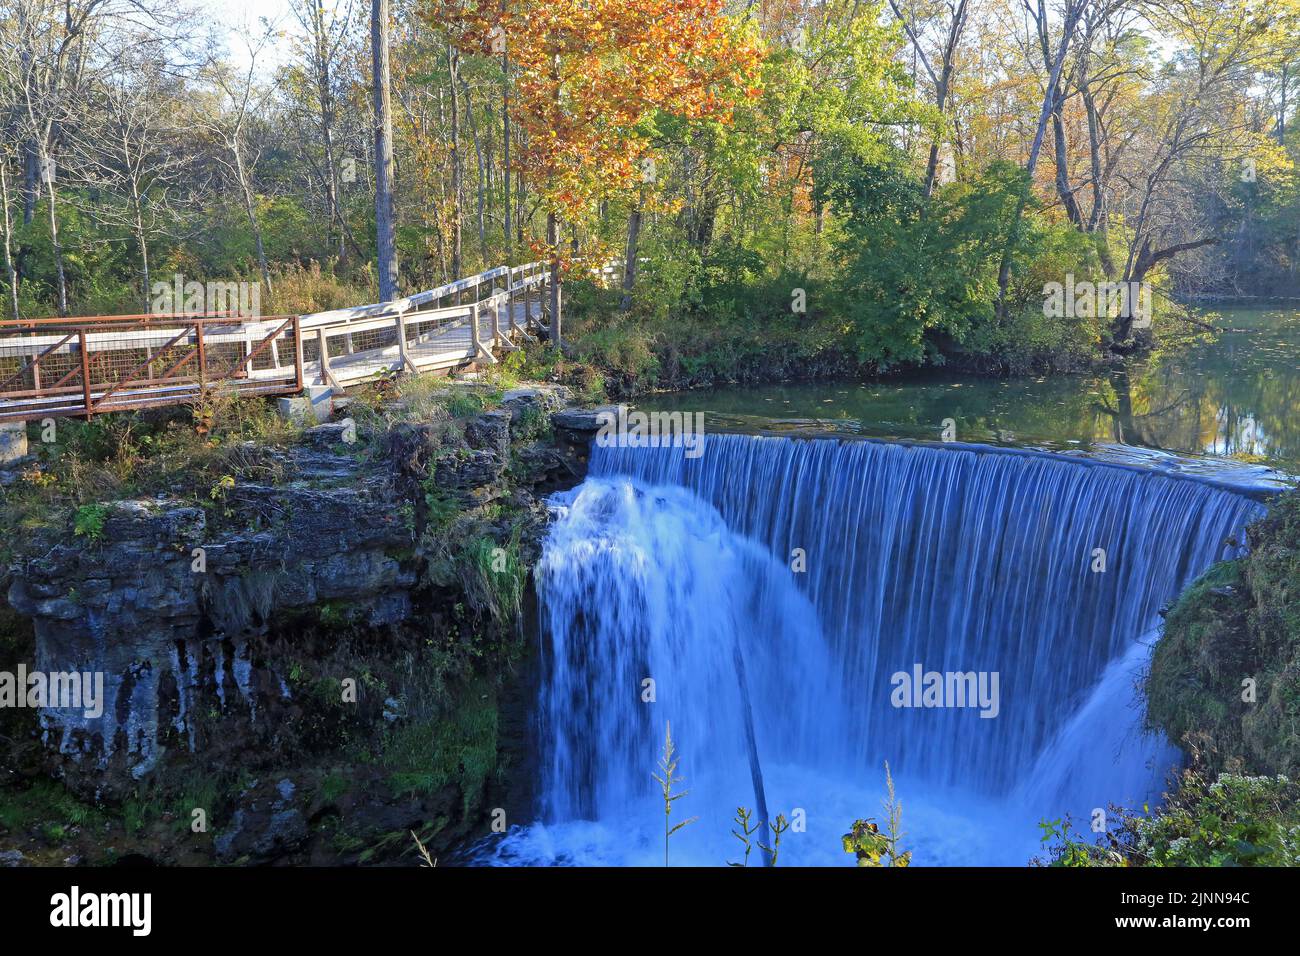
475, 435, 1263, 866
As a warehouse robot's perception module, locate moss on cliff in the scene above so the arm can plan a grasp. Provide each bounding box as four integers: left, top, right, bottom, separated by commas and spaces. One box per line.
1147, 489, 1300, 776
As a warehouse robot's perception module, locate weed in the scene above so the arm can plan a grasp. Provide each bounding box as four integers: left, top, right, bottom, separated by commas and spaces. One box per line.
72, 503, 109, 541
651, 721, 697, 867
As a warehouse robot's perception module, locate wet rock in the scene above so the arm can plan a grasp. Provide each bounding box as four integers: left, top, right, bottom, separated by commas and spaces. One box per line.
214, 778, 309, 864
551, 405, 617, 433
512, 442, 576, 489
464, 411, 511, 459
5, 398, 584, 802
7, 468, 416, 795
0, 850, 25, 867
435, 449, 505, 490
501, 385, 573, 422
303, 418, 357, 448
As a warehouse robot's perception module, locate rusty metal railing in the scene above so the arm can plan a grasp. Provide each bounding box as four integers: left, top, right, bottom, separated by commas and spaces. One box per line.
0, 258, 574, 423
0, 314, 303, 422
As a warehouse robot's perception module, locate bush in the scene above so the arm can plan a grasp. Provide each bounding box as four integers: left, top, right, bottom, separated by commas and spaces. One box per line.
1037, 770, 1300, 867
832, 160, 1102, 373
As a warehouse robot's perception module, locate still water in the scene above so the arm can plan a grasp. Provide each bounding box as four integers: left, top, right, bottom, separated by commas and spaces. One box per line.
639, 306, 1300, 477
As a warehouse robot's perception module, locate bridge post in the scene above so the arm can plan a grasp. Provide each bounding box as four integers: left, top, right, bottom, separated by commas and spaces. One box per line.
396, 308, 409, 372
293, 315, 304, 392
196, 321, 207, 400
506, 268, 516, 337
549, 274, 562, 348
78, 329, 91, 420
469, 301, 495, 364
317, 327, 332, 387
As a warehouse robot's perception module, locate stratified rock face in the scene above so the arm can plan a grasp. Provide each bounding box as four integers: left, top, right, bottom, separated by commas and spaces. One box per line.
7, 449, 417, 792
5, 393, 586, 800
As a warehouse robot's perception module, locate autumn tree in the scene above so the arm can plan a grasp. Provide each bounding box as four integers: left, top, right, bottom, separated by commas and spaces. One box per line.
425, 0, 763, 346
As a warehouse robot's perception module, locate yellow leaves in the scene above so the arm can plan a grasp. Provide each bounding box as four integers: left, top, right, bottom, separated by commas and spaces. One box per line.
422, 0, 763, 219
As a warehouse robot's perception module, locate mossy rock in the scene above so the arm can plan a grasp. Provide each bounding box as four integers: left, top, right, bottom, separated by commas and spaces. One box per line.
1148, 490, 1300, 777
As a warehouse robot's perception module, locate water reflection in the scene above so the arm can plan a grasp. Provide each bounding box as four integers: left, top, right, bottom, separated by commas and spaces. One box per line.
639, 307, 1300, 474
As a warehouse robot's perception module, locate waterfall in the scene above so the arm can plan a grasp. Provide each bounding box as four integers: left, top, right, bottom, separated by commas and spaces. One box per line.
489, 434, 1265, 866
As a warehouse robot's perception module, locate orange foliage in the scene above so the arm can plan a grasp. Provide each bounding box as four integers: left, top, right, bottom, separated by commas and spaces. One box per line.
425, 0, 764, 233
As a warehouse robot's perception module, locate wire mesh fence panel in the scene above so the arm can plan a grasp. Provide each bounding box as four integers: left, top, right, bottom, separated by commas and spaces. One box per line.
0, 316, 301, 421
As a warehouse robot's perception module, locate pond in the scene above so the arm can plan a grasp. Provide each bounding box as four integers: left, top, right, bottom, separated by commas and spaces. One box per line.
637, 305, 1300, 480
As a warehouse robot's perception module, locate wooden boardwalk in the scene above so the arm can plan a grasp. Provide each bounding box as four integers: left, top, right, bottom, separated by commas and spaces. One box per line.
0, 260, 562, 422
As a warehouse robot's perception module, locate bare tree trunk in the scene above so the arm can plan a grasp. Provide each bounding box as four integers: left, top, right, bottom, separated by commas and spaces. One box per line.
1049, 104, 1082, 225
515, 162, 525, 247
233, 140, 273, 298
994, 0, 1085, 317
22, 145, 36, 224
130, 186, 151, 308
547, 211, 561, 348
923, 0, 970, 198
41, 157, 67, 316
1036, 11, 1083, 227
620, 206, 642, 311
459, 75, 487, 266
448, 44, 463, 281
0, 161, 20, 320
372, 0, 399, 300
501, 2, 511, 253
1279, 63, 1288, 146
1082, 85, 1115, 275
311, 0, 347, 263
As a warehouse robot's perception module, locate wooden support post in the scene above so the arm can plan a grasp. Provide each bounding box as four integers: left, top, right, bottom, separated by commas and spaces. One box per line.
553, 280, 563, 347
396, 309, 409, 370
78, 328, 91, 420
469, 301, 496, 364
494, 290, 519, 352
506, 268, 517, 336
196, 322, 207, 399
293, 315, 304, 392
318, 327, 332, 386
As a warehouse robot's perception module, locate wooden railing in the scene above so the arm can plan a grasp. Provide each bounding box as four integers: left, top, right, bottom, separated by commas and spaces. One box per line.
0, 260, 560, 422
